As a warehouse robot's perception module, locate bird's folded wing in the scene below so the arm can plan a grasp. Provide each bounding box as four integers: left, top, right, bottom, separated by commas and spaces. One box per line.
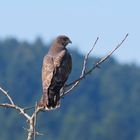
53, 50, 66, 68
42, 55, 55, 90
53, 50, 72, 83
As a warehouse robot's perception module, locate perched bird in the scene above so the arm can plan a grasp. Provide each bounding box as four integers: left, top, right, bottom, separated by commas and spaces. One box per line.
38, 35, 72, 110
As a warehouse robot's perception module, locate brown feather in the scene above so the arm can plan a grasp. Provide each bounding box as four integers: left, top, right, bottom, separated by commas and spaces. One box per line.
38, 35, 72, 110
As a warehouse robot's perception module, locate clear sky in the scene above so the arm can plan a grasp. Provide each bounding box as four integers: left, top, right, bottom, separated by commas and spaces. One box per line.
0, 0, 139, 64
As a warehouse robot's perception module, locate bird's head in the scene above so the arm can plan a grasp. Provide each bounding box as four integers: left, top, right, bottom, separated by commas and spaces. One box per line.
57, 35, 72, 47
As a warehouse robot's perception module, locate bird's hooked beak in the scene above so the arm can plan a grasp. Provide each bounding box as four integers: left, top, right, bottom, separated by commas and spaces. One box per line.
68, 39, 72, 44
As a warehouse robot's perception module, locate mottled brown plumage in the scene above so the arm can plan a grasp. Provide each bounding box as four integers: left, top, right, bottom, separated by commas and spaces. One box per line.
39, 35, 72, 110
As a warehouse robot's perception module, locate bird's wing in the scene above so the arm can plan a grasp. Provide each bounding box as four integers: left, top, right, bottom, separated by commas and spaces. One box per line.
42, 50, 72, 96
42, 50, 67, 93
53, 50, 66, 68
51, 50, 72, 87
42, 55, 55, 95
40, 49, 72, 109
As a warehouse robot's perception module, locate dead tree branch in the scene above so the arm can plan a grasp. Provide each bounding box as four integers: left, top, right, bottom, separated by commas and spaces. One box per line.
0, 34, 128, 140
0, 86, 43, 140
61, 33, 128, 97
0, 87, 14, 105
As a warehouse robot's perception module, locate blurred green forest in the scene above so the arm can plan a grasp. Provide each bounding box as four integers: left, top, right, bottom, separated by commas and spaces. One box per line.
0, 38, 140, 140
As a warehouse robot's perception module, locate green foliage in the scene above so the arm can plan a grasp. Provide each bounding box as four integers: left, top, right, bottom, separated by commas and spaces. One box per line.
0, 38, 140, 140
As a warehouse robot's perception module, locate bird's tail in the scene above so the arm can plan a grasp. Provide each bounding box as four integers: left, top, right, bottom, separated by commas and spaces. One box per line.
48, 90, 60, 109
38, 90, 60, 110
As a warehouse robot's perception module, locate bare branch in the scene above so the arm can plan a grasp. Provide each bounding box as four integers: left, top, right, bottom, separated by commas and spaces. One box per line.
0, 103, 30, 120
0, 87, 14, 105
13, 105, 31, 120
23, 106, 35, 111
81, 37, 99, 75
62, 33, 128, 97
0, 85, 44, 140
0, 86, 30, 120
0, 103, 14, 108
0, 34, 128, 140
23, 127, 43, 136
60, 37, 99, 97
27, 106, 43, 140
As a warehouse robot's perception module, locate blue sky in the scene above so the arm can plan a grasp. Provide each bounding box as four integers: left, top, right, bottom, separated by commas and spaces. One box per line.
0, 0, 139, 64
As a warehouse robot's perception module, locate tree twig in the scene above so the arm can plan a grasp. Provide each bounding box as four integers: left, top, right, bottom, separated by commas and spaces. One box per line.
0, 86, 43, 140
62, 33, 128, 97
0, 34, 128, 140
0, 87, 14, 105
81, 37, 99, 75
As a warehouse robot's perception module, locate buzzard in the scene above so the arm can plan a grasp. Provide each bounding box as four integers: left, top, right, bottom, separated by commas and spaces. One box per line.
39, 35, 72, 110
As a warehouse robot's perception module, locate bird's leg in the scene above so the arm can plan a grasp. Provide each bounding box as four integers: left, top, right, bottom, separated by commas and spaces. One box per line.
38, 90, 48, 108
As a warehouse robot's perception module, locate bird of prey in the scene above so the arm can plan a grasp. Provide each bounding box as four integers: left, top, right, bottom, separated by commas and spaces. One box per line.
38, 35, 72, 110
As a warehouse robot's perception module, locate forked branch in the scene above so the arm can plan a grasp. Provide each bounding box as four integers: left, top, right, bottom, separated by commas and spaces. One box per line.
0, 87, 43, 140
0, 34, 128, 140
62, 33, 128, 96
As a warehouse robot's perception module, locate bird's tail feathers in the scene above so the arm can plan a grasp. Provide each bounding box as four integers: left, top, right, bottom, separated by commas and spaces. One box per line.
38, 91, 60, 110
